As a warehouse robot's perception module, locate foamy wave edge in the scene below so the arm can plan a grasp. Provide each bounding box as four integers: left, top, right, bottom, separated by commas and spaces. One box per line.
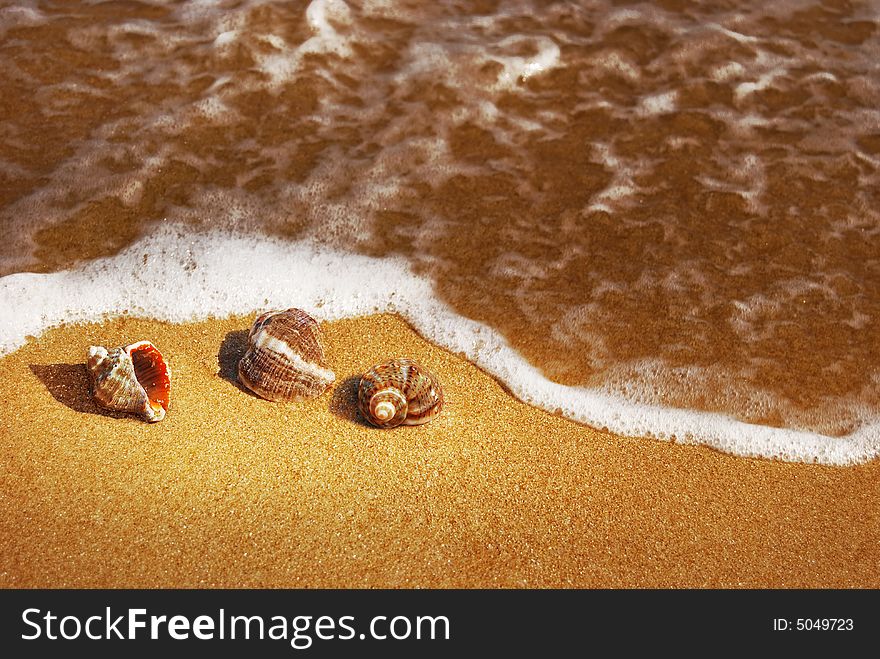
1, 225, 875, 466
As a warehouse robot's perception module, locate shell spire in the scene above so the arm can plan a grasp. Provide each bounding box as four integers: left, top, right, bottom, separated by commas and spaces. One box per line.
87, 340, 171, 422
358, 358, 444, 428
237, 308, 336, 402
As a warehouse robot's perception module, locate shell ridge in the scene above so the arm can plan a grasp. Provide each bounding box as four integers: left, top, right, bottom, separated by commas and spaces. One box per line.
237, 308, 335, 402
358, 358, 443, 428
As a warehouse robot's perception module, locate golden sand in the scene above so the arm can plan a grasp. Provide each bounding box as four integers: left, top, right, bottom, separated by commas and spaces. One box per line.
1, 313, 877, 588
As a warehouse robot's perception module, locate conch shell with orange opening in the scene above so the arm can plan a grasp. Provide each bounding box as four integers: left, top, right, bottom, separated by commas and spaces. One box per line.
87, 340, 171, 422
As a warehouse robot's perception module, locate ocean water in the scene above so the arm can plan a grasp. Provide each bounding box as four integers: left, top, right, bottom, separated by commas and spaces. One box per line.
1, 0, 878, 464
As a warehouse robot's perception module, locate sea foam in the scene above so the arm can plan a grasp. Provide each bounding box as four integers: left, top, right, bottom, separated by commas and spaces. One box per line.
1, 225, 876, 466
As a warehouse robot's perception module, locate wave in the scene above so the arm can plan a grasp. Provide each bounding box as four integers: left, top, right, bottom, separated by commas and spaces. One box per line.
1, 224, 876, 466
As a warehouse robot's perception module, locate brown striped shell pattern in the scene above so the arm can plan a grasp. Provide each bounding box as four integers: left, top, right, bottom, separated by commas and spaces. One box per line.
237, 308, 336, 402
87, 340, 171, 422
357, 358, 444, 428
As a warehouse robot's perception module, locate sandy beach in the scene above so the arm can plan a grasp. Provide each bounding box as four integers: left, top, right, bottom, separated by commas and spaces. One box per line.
0, 313, 877, 588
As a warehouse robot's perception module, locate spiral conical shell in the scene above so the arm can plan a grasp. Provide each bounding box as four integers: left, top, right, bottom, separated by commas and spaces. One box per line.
237, 308, 335, 402
358, 358, 444, 428
87, 340, 171, 422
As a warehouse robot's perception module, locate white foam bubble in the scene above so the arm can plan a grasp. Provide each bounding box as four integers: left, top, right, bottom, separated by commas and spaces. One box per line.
586, 143, 640, 213
735, 74, 780, 100
492, 36, 562, 88
733, 50, 790, 102
260, 34, 288, 51
588, 183, 636, 212
0, 3, 46, 36
245, 0, 356, 86
1, 225, 877, 466
213, 30, 238, 47
585, 51, 641, 82
193, 96, 235, 122
712, 25, 760, 44
637, 91, 677, 116
307, 0, 353, 32
711, 61, 745, 82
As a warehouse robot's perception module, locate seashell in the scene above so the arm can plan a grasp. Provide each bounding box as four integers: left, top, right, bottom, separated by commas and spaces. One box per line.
237, 308, 335, 402
87, 340, 171, 422
358, 358, 444, 428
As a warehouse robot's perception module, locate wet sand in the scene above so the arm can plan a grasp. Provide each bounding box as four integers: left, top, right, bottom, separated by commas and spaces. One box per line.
1, 313, 877, 588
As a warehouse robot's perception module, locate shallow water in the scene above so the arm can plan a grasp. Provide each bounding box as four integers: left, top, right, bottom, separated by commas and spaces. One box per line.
1, 0, 878, 461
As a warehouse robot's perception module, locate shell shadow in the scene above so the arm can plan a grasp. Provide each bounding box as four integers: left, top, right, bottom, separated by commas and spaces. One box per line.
329, 374, 372, 427
28, 363, 132, 419
217, 329, 260, 397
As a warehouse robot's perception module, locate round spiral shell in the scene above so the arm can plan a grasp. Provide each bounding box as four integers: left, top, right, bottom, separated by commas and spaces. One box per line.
87, 340, 171, 422
237, 308, 335, 402
357, 358, 444, 428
